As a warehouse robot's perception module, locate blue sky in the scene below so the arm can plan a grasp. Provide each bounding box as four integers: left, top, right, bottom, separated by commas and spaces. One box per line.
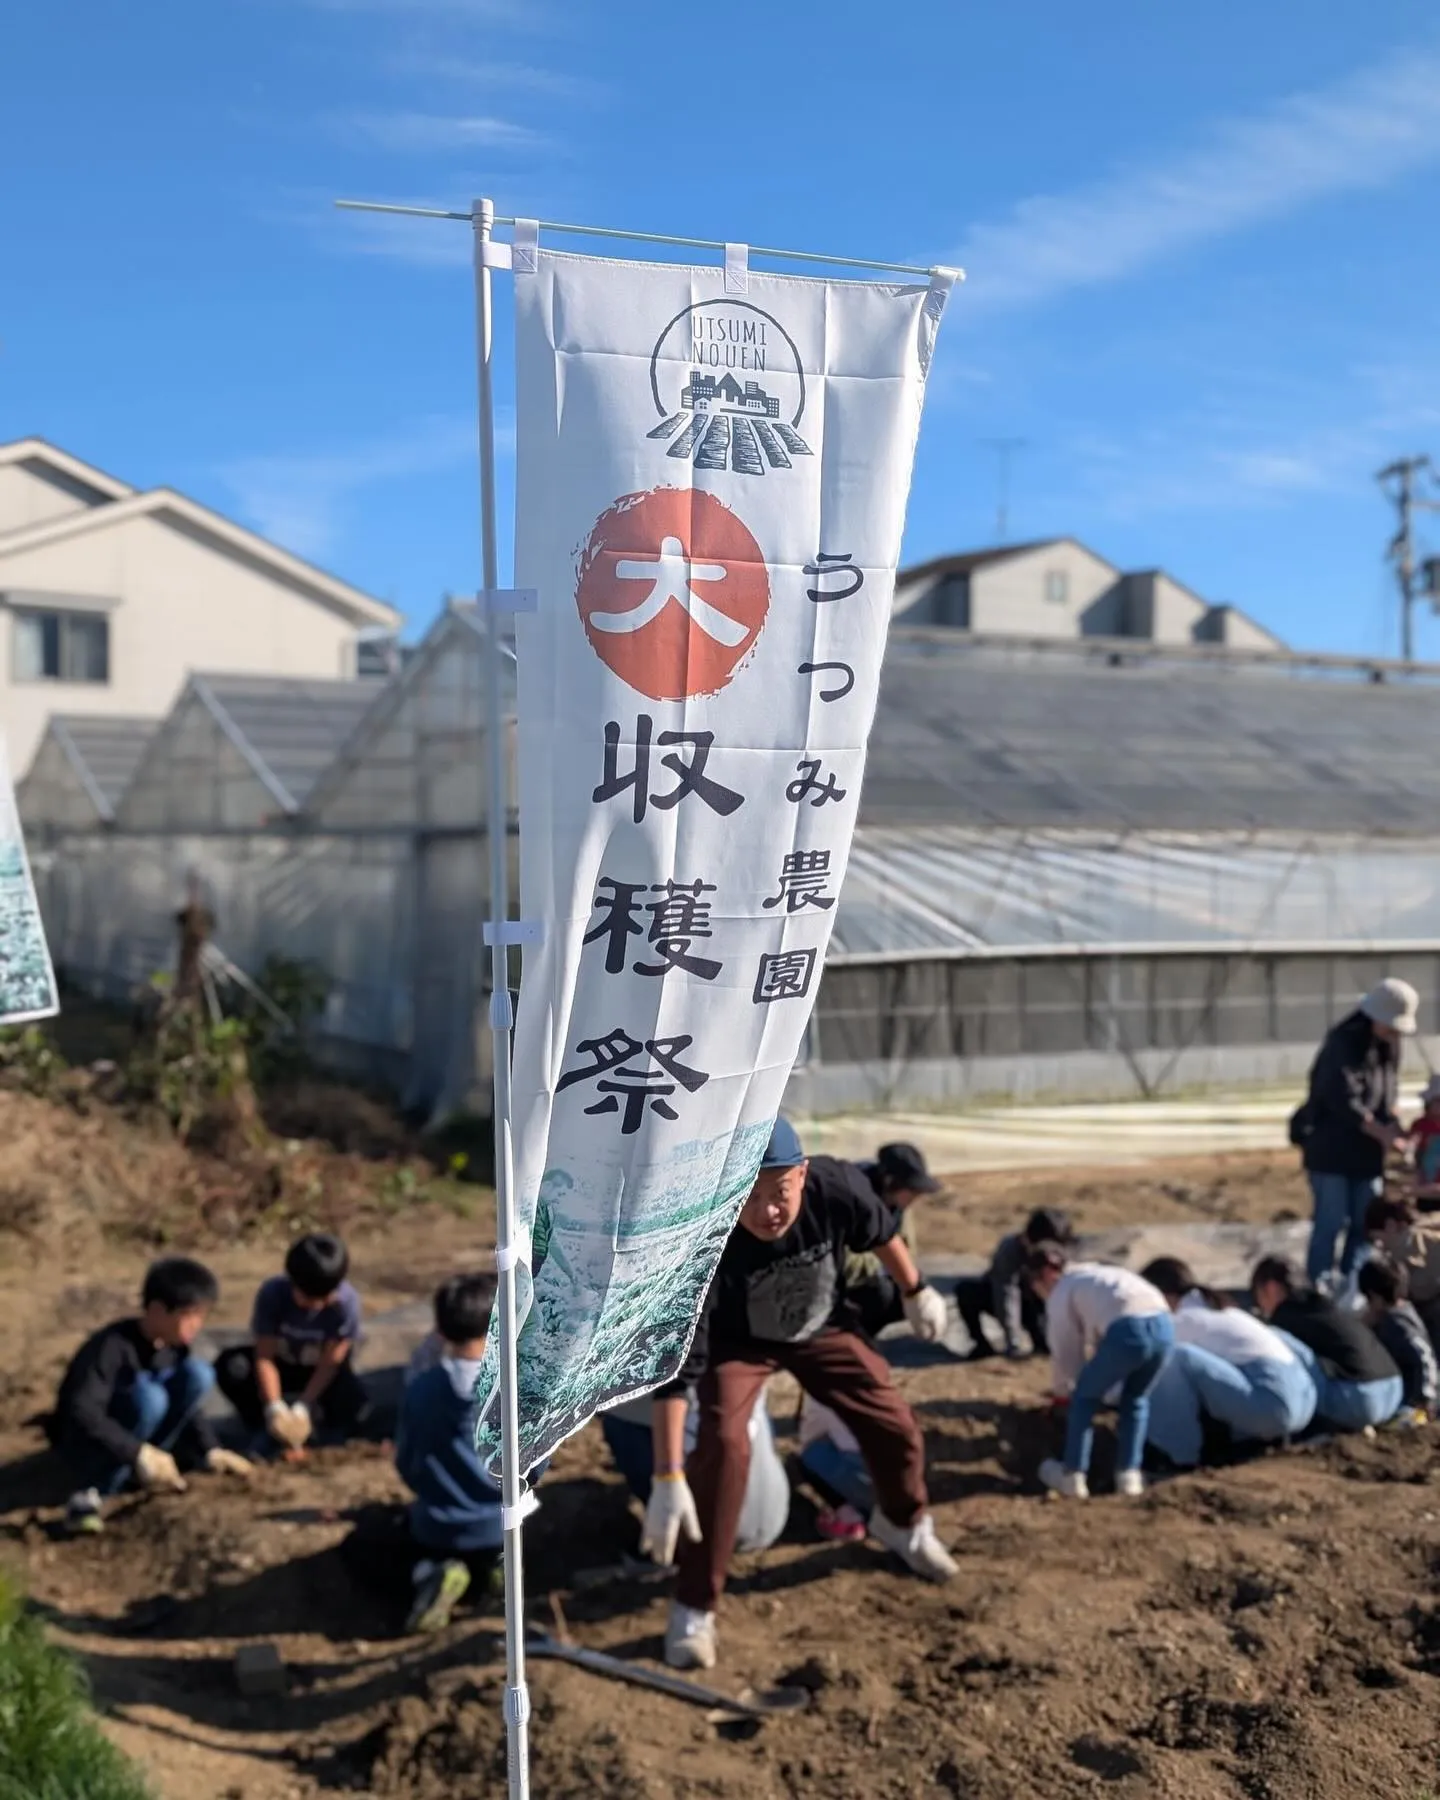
5, 0, 1440, 656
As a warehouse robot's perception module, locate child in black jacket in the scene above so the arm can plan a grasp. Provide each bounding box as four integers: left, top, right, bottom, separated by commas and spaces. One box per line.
48, 1257, 251, 1533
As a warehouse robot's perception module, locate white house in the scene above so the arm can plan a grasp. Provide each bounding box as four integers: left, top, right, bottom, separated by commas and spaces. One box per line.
893, 537, 1283, 650
0, 438, 401, 775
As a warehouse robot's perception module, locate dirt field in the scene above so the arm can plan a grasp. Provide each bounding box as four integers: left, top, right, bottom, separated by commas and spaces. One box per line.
3, 1086, 1436, 1800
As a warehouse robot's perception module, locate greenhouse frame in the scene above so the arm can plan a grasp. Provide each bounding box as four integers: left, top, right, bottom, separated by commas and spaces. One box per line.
19, 610, 1440, 1118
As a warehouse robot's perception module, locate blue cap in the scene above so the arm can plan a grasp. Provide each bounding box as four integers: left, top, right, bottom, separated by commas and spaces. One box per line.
760, 1117, 805, 1169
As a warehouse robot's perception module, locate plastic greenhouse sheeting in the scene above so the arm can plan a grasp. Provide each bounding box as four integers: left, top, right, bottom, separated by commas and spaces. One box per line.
831, 828, 1440, 960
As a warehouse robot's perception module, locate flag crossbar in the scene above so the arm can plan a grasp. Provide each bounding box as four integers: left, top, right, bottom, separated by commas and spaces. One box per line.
335, 197, 963, 281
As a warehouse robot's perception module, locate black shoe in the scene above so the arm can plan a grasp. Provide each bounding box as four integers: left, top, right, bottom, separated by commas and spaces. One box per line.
966, 1341, 997, 1362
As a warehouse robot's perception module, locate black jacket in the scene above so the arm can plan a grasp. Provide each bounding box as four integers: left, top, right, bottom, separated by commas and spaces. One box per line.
1298, 1011, 1397, 1179
49, 1319, 216, 1468
1271, 1291, 1399, 1386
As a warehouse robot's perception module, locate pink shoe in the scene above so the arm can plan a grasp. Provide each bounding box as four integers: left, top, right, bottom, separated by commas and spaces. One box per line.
817, 1504, 867, 1542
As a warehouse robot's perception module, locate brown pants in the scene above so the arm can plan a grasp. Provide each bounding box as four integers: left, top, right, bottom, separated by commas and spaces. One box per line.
674, 1328, 929, 1611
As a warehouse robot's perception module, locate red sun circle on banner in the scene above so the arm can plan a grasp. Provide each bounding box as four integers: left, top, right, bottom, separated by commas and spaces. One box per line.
575, 486, 770, 701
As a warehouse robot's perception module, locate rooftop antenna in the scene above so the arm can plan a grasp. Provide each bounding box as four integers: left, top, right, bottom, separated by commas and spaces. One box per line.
979, 437, 1028, 543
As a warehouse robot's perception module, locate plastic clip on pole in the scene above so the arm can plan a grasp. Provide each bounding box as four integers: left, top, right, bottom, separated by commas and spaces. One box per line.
472, 192, 531, 1800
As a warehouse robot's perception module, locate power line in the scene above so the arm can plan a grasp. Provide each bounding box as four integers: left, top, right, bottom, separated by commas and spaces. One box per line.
1377, 455, 1440, 661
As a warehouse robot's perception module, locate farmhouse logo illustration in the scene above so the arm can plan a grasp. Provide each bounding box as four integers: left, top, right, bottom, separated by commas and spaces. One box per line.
646, 300, 813, 477
575, 486, 770, 700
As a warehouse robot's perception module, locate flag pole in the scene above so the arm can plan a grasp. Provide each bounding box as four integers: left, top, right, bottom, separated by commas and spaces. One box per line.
471, 193, 531, 1800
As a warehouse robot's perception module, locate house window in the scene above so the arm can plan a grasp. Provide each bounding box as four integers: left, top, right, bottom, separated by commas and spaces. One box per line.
1044, 569, 1069, 606
12, 608, 110, 683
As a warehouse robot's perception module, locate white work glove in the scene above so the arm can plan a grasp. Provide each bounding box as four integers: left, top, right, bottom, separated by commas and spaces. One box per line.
264, 1400, 313, 1450
134, 1444, 187, 1493
205, 1447, 254, 1479
639, 1470, 702, 1566
903, 1284, 950, 1343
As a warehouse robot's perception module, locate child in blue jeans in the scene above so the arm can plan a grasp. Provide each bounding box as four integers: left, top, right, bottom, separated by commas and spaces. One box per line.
1024, 1244, 1174, 1499
48, 1257, 252, 1532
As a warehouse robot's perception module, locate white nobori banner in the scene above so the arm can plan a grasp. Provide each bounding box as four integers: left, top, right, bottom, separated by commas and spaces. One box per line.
475, 248, 950, 1469
0, 735, 59, 1026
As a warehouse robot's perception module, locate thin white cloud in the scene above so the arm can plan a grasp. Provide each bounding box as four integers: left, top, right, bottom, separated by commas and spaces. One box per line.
335, 110, 546, 152
956, 43, 1440, 310
296, 0, 529, 15
220, 417, 482, 559
1060, 362, 1440, 524
392, 53, 601, 99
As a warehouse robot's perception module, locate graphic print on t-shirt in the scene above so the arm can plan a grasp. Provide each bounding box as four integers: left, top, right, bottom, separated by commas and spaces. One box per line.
743, 1242, 838, 1343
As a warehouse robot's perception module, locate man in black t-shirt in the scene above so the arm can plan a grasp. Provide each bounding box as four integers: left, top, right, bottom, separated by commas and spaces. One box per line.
649, 1119, 957, 1672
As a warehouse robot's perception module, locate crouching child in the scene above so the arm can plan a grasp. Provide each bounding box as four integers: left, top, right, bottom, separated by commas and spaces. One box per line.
1357, 1255, 1437, 1422
1251, 1256, 1403, 1431
955, 1206, 1074, 1361
1024, 1245, 1174, 1499
215, 1232, 367, 1456
48, 1256, 251, 1533
342, 1274, 507, 1633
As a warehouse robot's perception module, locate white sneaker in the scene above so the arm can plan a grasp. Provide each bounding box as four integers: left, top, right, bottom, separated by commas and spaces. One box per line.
1114, 1469, 1146, 1498
869, 1508, 958, 1581
664, 1602, 717, 1670
1039, 1458, 1089, 1499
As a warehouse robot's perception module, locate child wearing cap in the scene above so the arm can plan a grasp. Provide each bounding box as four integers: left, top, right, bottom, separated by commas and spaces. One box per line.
649, 1118, 956, 1673
843, 1143, 942, 1336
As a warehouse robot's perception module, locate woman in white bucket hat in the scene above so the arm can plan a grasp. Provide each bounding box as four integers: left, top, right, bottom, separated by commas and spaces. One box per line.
1290, 978, 1418, 1289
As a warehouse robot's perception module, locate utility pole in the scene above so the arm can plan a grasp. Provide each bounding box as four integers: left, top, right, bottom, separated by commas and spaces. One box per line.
1377, 455, 1440, 661
979, 437, 1027, 543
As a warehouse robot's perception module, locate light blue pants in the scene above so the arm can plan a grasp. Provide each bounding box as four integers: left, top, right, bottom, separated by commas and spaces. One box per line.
1307, 1172, 1382, 1286
1272, 1329, 1404, 1432
1065, 1312, 1175, 1475
799, 1436, 874, 1515
1146, 1344, 1317, 1467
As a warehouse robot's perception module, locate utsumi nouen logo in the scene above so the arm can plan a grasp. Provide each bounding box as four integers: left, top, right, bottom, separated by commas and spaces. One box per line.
647, 299, 813, 477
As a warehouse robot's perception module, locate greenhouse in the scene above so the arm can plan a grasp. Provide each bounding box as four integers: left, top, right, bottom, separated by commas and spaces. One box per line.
18, 715, 157, 831
20, 612, 1440, 1117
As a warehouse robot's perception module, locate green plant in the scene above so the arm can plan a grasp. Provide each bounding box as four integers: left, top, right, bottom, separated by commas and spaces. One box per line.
0, 1027, 68, 1100
124, 1009, 254, 1142
239, 954, 330, 1085
0, 1569, 153, 1800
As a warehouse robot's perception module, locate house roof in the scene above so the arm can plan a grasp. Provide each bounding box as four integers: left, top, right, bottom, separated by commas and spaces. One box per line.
45, 715, 159, 820
0, 437, 133, 504
896, 538, 1091, 588
0, 439, 399, 631
188, 674, 382, 813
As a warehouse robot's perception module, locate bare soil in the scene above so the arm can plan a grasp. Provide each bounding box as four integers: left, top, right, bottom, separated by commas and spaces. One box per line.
4, 1087, 1436, 1800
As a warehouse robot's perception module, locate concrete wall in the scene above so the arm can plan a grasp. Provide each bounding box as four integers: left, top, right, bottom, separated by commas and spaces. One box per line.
968, 543, 1121, 638
0, 510, 361, 774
